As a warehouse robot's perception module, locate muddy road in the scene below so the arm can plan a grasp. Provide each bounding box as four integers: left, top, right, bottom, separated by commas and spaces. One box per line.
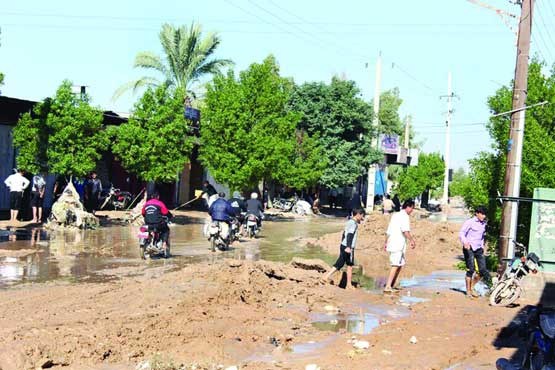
0, 212, 533, 369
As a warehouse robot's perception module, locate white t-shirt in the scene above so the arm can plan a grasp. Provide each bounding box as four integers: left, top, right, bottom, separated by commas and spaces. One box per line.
386, 210, 411, 252
4, 173, 30, 192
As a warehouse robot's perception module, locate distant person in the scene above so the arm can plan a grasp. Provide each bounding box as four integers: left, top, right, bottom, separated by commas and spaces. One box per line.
392, 194, 401, 212
52, 175, 68, 200
4, 169, 30, 223
85, 171, 102, 214
322, 208, 366, 290
329, 188, 338, 209
459, 206, 491, 298
263, 187, 269, 209
382, 194, 394, 215
200, 180, 218, 208
384, 199, 416, 293
246, 192, 264, 227
30, 172, 46, 223
312, 193, 321, 214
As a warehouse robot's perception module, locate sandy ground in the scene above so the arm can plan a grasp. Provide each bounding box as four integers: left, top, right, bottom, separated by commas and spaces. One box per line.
0, 207, 534, 370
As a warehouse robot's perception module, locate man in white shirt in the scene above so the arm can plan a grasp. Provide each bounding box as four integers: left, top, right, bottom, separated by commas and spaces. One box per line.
384, 199, 416, 293
4, 169, 31, 223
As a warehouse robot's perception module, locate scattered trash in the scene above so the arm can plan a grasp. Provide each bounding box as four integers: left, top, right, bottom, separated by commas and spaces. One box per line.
409, 335, 418, 344
225, 366, 239, 370
324, 305, 339, 312
305, 364, 320, 370
353, 340, 370, 349
382, 349, 392, 355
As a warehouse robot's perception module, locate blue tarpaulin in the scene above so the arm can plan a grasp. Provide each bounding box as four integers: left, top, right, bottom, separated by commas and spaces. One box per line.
374, 170, 387, 196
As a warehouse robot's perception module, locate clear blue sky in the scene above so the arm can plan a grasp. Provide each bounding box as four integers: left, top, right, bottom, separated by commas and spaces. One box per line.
1, 0, 553, 170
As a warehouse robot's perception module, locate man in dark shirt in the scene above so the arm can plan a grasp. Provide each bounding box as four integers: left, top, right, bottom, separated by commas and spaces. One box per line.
141, 191, 172, 255
208, 193, 236, 240
246, 192, 264, 227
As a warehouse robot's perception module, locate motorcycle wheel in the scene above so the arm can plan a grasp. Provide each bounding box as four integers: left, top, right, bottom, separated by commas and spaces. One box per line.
249, 226, 255, 239
489, 280, 522, 307
210, 237, 216, 252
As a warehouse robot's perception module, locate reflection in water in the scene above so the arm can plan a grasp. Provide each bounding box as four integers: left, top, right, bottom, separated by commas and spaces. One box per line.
0, 217, 345, 286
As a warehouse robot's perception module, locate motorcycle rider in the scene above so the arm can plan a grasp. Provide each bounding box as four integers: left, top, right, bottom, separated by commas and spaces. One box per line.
246, 192, 264, 227
200, 180, 218, 208
229, 191, 247, 234
141, 191, 172, 256
208, 192, 236, 241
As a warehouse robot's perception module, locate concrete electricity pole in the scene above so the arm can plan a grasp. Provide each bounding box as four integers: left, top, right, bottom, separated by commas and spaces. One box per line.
441, 72, 453, 206
366, 53, 382, 213
499, 0, 534, 261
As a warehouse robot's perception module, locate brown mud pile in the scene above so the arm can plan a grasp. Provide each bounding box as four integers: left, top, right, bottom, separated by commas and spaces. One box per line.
0, 259, 341, 369
307, 213, 465, 277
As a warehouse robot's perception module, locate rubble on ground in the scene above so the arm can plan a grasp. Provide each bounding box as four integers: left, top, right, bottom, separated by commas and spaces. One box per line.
46, 182, 98, 229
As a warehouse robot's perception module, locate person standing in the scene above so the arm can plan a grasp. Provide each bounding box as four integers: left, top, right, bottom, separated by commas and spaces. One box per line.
329, 188, 338, 209
85, 171, 102, 214
382, 194, 394, 215
30, 173, 46, 223
459, 206, 491, 298
384, 199, 416, 293
392, 194, 401, 212
323, 208, 366, 290
4, 169, 30, 223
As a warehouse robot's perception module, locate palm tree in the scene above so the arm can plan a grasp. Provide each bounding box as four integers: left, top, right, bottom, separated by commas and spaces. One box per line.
113, 22, 232, 100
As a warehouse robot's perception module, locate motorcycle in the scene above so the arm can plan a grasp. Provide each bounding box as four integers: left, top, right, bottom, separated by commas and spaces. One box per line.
272, 197, 296, 212
230, 217, 241, 242
496, 307, 555, 370
100, 186, 132, 211
490, 241, 542, 307
137, 222, 170, 259
245, 213, 259, 238
207, 221, 230, 252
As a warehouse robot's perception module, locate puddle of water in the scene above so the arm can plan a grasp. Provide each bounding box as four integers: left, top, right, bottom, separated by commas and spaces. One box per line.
0, 217, 345, 287
310, 302, 410, 335
401, 270, 465, 291
399, 296, 429, 305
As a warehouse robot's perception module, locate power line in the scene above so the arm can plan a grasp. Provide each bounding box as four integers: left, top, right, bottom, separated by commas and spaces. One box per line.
534, 1, 555, 62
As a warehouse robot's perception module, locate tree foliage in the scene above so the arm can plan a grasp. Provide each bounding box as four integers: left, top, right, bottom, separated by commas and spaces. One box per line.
114, 23, 232, 100
110, 86, 195, 182
289, 77, 384, 188
464, 59, 555, 242
395, 152, 445, 200
200, 56, 323, 191
13, 80, 108, 177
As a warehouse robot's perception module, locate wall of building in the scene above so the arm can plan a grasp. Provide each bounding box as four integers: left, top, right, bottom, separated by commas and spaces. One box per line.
0, 124, 16, 210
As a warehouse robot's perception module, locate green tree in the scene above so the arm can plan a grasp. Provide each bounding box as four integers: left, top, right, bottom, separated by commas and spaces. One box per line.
200, 56, 316, 190
395, 152, 445, 200
290, 77, 384, 188
114, 23, 232, 100
13, 80, 108, 177
110, 86, 194, 182
465, 59, 555, 242
449, 168, 470, 197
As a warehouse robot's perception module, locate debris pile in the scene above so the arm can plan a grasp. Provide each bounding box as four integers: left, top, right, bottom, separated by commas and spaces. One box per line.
46, 182, 98, 229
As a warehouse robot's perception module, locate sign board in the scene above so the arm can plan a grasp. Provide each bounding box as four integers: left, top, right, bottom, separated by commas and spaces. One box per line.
528, 188, 555, 272
380, 134, 399, 155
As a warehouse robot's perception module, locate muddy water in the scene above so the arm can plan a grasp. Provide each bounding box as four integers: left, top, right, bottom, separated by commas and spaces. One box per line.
0, 217, 345, 287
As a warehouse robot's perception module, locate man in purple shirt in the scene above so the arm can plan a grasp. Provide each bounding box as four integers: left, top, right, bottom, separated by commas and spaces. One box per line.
459, 206, 491, 298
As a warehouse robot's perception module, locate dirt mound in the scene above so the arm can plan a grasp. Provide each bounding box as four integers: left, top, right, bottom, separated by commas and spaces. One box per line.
310, 213, 464, 277
0, 259, 335, 369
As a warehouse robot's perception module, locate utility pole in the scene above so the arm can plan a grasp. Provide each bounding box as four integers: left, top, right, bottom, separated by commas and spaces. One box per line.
366, 53, 382, 213
441, 72, 453, 206
404, 116, 411, 149
499, 0, 534, 261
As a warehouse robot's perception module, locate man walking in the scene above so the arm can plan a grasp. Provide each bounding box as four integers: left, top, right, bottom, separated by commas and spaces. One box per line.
4, 169, 30, 223
459, 206, 491, 298
384, 199, 416, 293
323, 208, 366, 290
85, 171, 102, 214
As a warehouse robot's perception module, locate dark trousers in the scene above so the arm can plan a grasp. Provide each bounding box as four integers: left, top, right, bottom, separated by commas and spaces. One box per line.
333, 244, 354, 269
463, 247, 491, 284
